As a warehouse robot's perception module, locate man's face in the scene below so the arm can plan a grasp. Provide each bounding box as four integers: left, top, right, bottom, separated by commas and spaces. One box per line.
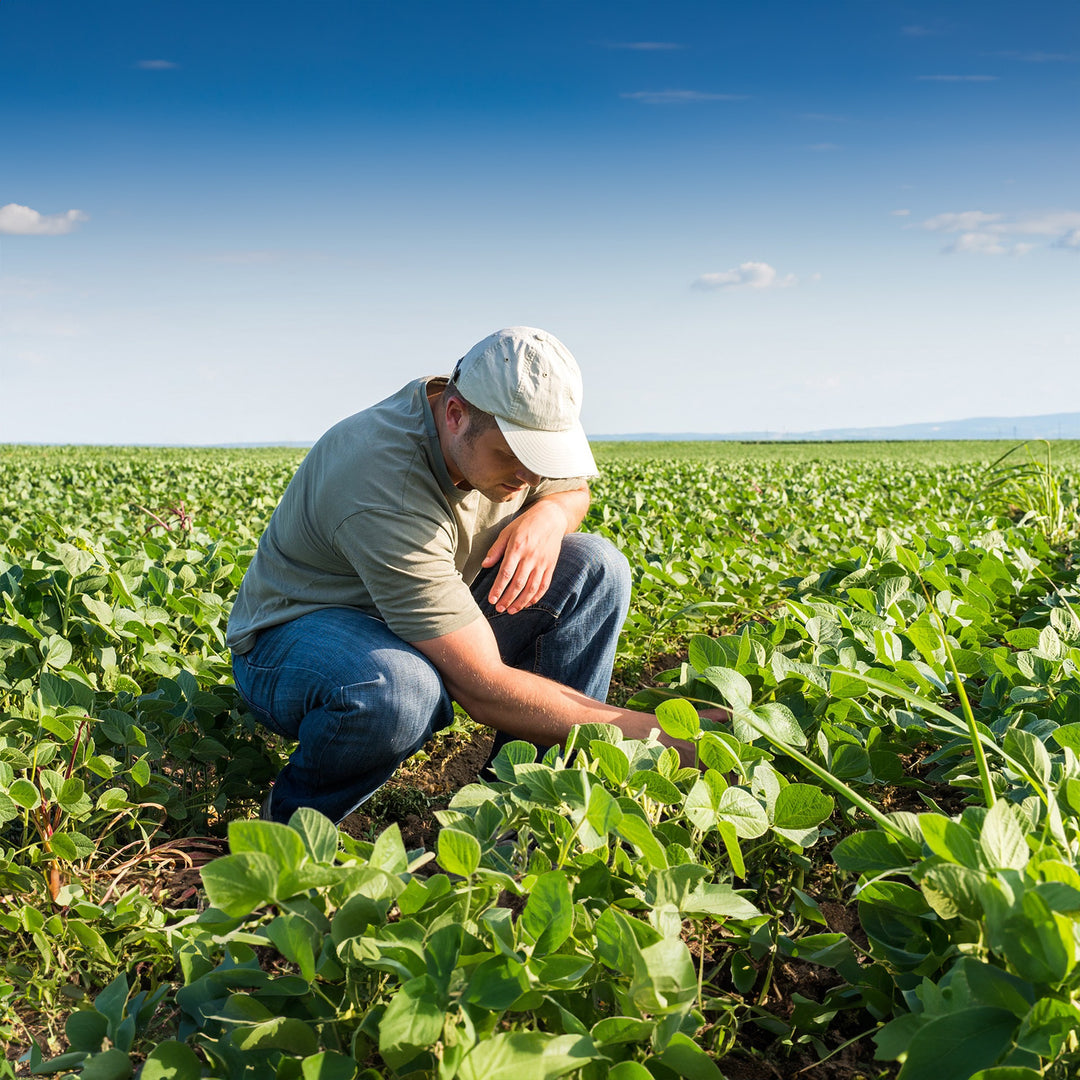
451, 421, 543, 501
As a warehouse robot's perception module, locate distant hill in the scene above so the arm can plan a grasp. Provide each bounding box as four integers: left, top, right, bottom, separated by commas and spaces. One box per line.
590, 412, 1080, 443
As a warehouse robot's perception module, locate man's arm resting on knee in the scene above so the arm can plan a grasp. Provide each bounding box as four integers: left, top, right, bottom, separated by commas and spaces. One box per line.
482, 484, 591, 615
412, 615, 716, 765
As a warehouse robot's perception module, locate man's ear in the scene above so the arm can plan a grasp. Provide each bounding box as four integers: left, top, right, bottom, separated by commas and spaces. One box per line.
444, 394, 468, 436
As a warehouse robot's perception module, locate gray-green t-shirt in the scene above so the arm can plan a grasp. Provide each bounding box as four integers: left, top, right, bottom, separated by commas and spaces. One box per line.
226, 377, 581, 654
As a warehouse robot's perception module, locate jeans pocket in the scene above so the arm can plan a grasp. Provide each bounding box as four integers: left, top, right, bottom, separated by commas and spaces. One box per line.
233, 657, 293, 739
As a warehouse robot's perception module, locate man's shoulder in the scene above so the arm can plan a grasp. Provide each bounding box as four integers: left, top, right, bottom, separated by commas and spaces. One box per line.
297, 378, 446, 518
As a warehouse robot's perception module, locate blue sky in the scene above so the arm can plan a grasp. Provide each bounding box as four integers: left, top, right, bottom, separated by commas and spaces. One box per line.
2, 0, 1078, 443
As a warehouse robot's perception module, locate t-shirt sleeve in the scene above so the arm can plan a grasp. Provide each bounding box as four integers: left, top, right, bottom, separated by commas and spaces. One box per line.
523, 476, 590, 504
331, 508, 484, 642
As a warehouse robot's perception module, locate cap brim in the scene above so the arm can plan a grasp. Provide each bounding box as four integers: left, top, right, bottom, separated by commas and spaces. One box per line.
496, 417, 598, 480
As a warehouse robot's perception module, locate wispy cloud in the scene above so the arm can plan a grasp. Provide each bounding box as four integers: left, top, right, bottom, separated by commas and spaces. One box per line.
917, 74, 998, 82
902, 24, 942, 37
606, 42, 682, 51
621, 89, 747, 104
890, 209, 911, 217
0, 203, 88, 236
922, 211, 1003, 232
693, 262, 797, 290
917, 208, 1080, 254
137, 59, 179, 70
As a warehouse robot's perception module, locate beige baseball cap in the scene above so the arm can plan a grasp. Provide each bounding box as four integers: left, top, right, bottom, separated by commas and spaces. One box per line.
451, 326, 598, 479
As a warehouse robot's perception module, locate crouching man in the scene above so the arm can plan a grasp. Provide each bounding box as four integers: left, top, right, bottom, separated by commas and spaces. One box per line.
228, 327, 705, 823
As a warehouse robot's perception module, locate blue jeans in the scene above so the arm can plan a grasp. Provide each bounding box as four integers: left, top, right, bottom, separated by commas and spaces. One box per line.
231, 533, 631, 824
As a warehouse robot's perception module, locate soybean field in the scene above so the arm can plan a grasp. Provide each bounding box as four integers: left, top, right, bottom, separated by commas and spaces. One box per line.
2, 439, 1080, 1080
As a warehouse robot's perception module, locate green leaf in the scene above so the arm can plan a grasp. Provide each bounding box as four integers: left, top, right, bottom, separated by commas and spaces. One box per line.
521, 870, 574, 956
8, 778, 40, 809
616, 815, 667, 869
232, 1016, 318, 1055
437, 828, 481, 877
378, 975, 446, 1068
1002, 728, 1051, 789
228, 818, 307, 872
1051, 723, 1080, 753
980, 800, 1029, 871
702, 666, 753, 709
200, 851, 280, 917
140, 1042, 203, 1080
717, 787, 769, 839
589, 741, 630, 786
77, 1049, 133, 1080
631, 937, 697, 1014
1000, 890, 1074, 984
66, 1009, 108, 1053
607, 1065, 653, 1080
628, 769, 683, 805
458, 1033, 598, 1080
128, 756, 151, 788
462, 955, 529, 1009
491, 740, 539, 783
300, 1051, 358, 1080
747, 702, 807, 748
590, 1017, 655, 1046
655, 698, 700, 741
291, 807, 339, 864
897, 1007, 1017, 1080
919, 814, 983, 870
697, 731, 740, 773
773, 784, 834, 829
652, 1031, 726, 1078
829, 671, 869, 699
370, 822, 408, 874
41, 635, 73, 670
833, 830, 911, 873
585, 785, 622, 835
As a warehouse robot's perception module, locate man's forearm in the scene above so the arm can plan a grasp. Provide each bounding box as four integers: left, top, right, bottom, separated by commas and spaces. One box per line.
440, 658, 682, 755
529, 484, 590, 534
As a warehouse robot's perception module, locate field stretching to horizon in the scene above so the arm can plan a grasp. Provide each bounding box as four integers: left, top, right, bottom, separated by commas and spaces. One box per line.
2, 439, 1080, 1080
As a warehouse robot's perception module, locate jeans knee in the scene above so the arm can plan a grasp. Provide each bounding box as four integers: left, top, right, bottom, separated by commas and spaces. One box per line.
357, 646, 450, 754
566, 533, 631, 611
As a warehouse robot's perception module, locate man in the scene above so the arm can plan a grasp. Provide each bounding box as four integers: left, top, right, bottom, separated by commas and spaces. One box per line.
228, 327, 700, 824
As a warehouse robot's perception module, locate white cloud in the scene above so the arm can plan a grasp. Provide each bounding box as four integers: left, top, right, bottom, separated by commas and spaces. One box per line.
606, 42, 682, 51
693, 262, 797, 290
1009, 211, 1080, 236
891, 209, 911, 216
621, 90, 747, 104
917, 74, 998, 82
946, 232, 1011, 255
922, 210, 1003, 233
0, 203, 88, 236
137, 59, 179, 70
918, 208, 1080, 254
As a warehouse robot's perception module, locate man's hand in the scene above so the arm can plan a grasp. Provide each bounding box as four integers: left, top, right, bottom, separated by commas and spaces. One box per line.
482, 486, 589, 615
482, 499, 570, 615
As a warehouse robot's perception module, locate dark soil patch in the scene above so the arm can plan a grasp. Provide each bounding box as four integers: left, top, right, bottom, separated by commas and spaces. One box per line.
339, 726, 494, 851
